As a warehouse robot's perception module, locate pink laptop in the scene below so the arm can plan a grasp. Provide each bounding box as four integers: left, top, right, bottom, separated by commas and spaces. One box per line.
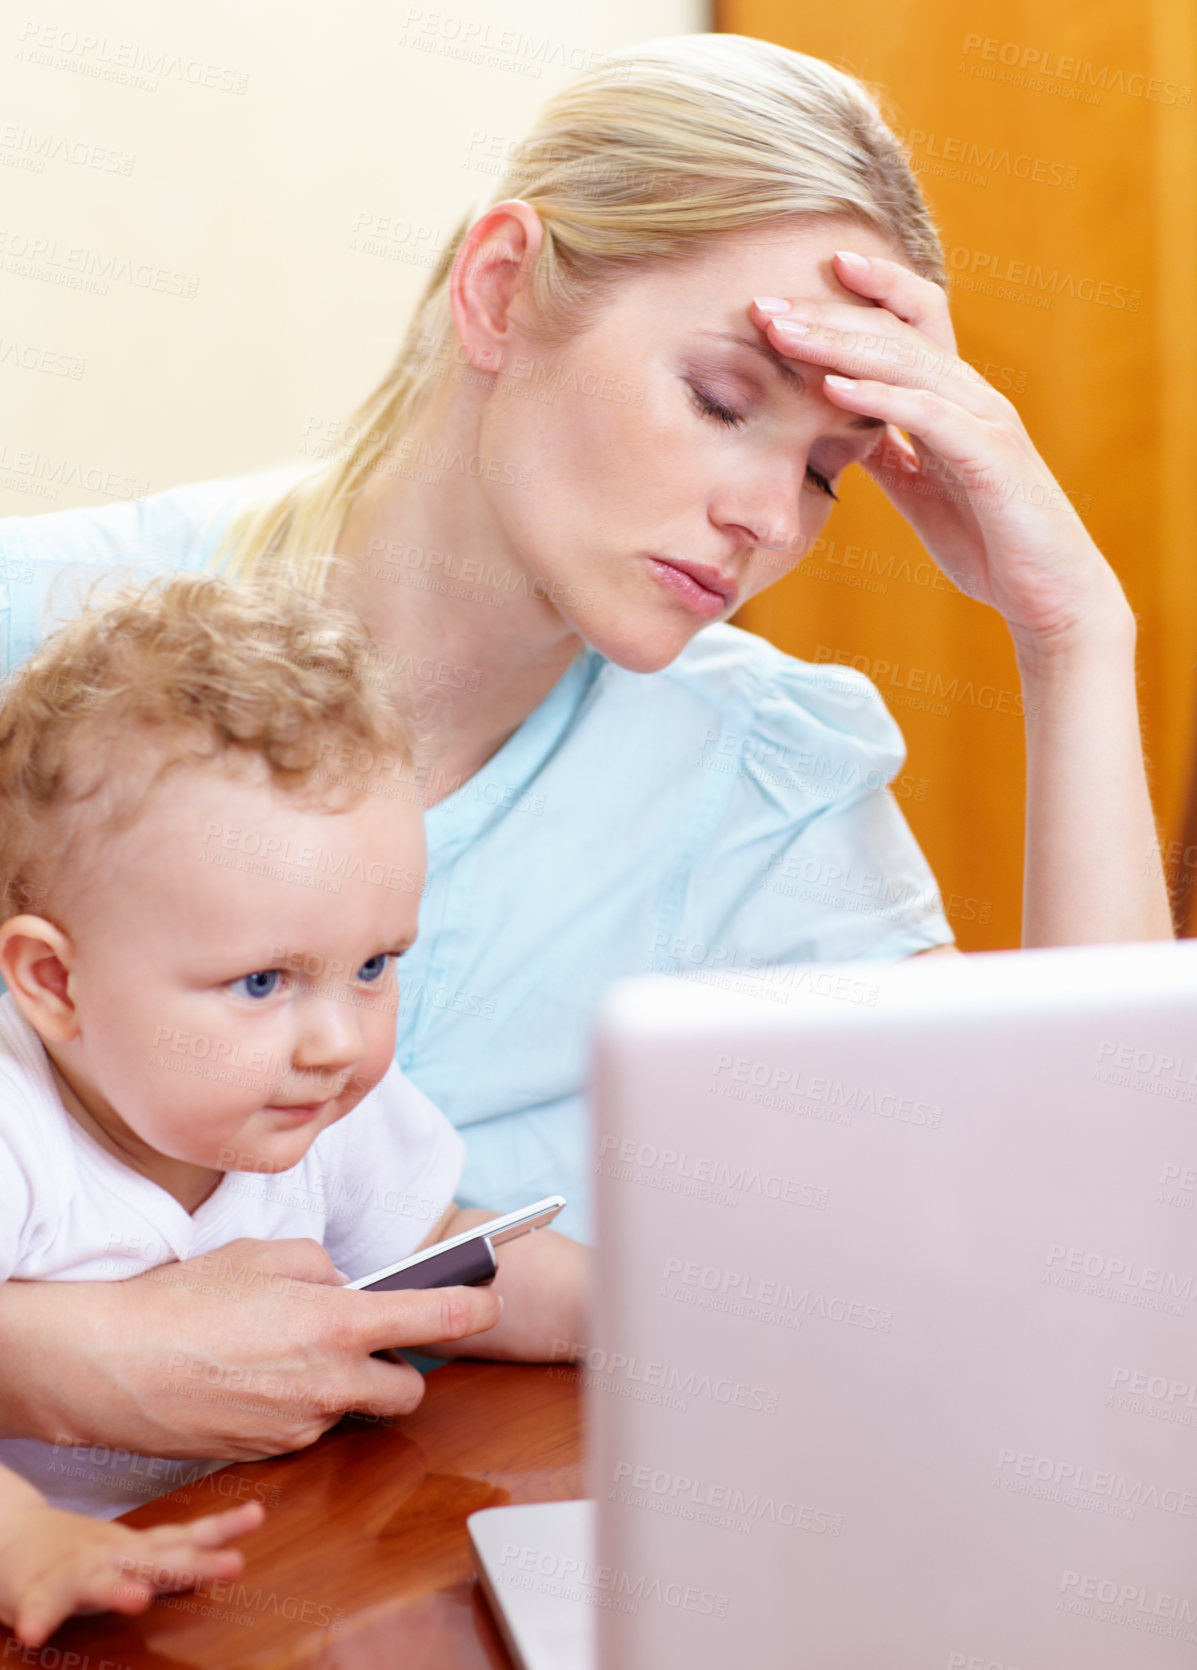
587, 939, 1197, 1668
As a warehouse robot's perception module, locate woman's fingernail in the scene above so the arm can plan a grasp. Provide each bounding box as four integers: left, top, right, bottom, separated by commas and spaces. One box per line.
752, 295, 791, 314
835, 250, 869, 271
773, 318, 810, 337
824, 374, 857, 390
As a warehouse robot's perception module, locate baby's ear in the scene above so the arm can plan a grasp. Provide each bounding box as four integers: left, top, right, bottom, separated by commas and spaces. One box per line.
0, 915, 80, 1042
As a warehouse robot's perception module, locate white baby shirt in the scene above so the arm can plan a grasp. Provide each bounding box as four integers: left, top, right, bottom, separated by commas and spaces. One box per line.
0, 991, 464, 1516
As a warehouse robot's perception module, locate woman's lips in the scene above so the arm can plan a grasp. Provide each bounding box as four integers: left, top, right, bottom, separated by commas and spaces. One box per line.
645, 555, 735, 620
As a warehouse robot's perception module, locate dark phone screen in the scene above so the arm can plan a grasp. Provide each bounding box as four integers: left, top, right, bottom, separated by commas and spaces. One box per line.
360, 1236, 498, 1292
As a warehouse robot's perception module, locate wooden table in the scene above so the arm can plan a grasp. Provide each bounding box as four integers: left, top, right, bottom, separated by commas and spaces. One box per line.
7, 1361, 582, 1669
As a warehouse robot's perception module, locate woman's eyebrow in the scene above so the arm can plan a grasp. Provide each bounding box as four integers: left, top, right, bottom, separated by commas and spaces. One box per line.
693, 330, 884, 430
695, 329, 807, 391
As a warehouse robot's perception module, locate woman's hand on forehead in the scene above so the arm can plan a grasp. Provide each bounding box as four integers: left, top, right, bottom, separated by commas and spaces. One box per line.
741, 248, 1123, 650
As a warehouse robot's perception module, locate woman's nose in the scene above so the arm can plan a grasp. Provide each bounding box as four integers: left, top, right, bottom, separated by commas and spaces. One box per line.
712, 467, 808, 558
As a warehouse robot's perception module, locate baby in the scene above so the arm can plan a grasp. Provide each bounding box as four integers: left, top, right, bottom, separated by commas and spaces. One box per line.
0, 569, 585, 1646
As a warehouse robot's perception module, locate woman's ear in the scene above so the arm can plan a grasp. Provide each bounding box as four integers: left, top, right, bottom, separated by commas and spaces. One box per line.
449, 198, 545, 373
0, 915, 81, 1043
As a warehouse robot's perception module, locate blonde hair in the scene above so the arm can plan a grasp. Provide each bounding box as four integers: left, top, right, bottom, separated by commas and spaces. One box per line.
216, 31, 945, 594
0, 570, 412, 929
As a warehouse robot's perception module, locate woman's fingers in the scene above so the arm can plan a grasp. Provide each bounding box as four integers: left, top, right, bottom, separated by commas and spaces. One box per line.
831, 249, 957, 349
357, 1282, 502, 1358
820, 374, 1031, 491
162, 1235, 343, 1289
876, 424, 922, 475
762, 306, 1001, 420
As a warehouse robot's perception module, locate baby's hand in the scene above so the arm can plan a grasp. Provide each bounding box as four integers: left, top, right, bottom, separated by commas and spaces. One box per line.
0, 1496, 265, 1647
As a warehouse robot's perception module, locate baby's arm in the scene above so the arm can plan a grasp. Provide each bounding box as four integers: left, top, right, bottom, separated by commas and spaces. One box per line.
413, 1206, 589, 1362
0, 1461, 265, 1647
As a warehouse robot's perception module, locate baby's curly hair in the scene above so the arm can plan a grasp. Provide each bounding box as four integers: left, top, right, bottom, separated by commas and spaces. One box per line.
0, 568, 413, 931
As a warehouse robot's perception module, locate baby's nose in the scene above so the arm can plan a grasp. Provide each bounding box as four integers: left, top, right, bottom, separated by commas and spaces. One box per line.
291, 994, 363, 1073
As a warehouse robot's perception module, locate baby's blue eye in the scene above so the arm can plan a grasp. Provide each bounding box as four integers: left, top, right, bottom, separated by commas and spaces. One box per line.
356, 954, 390, 983
232, 969, 282, 1000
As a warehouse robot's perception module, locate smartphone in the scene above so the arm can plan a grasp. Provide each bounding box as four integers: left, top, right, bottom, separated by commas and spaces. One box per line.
347, 1195, 566, 1294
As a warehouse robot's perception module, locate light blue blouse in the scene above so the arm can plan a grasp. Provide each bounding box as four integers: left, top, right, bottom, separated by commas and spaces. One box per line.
0, 474, 955, 1237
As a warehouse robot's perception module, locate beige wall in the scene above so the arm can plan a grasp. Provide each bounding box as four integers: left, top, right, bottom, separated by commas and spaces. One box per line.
2, 0, 706, 517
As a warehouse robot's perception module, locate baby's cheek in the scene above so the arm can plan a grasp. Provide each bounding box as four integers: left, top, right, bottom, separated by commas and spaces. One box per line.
357, 1020, 399, 1093
201, 1110, 259, 1171
359, 1039, 396, 1096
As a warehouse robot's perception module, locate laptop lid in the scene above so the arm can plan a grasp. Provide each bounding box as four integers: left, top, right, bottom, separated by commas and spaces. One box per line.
469, 1500, 596, 1670
588, 939, 1197, 1669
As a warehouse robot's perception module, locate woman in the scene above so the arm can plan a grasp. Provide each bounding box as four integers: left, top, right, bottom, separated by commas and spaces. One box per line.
0, 34, 1170, 1468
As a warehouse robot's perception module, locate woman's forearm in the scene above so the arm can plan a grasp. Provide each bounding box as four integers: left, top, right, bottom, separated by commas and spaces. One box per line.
0, 1280, 67, 1443
1015, 597, 1174, 947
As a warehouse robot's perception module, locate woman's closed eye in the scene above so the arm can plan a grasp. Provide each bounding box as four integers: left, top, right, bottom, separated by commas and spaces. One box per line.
687, 383, 839, 500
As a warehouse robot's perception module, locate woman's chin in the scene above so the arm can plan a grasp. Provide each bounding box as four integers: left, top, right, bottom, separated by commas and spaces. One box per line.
581, 615, 706, 674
